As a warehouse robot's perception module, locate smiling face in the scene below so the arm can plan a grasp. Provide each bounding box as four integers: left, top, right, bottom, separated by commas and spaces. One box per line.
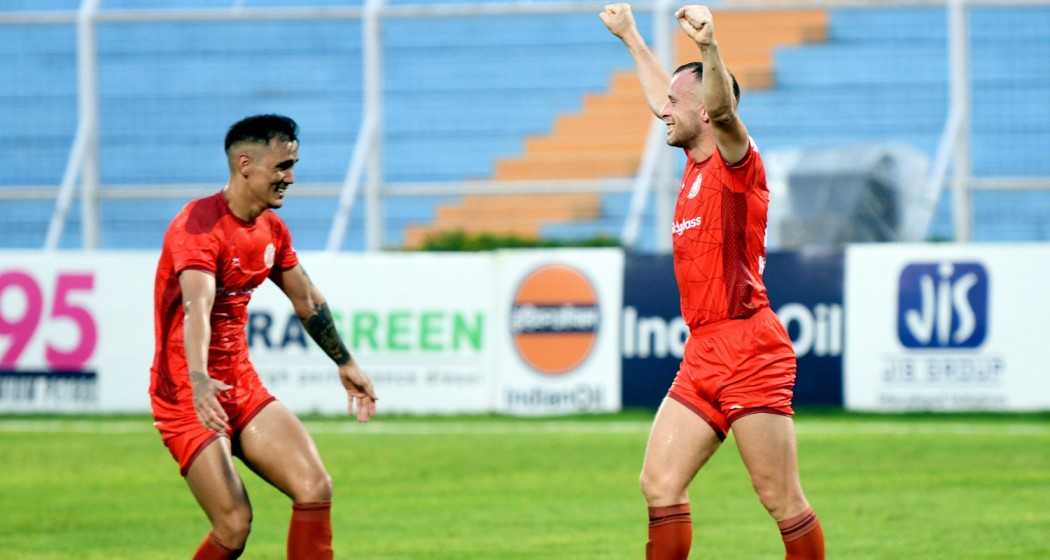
232, 137, 299, 210
659, 70, 707, 148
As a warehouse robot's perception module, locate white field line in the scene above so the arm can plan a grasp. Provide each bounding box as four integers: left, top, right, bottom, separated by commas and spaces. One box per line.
0, 419, 1048, 437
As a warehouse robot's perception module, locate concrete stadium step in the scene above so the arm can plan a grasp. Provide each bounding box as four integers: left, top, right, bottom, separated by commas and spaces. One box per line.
436, 202, 599, 223
521, 140, 645, 158
495, 157, 641, 180
254, 9, 832, 246
549, 114, 652, 138
458, 194, 600, 212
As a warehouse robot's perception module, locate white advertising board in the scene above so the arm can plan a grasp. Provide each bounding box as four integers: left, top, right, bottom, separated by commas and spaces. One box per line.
0, 252, 154, 412
1, 249, 626, 415
0, 251, 499, 414
493, 249, 624, 415
845, 244, 1050, 411
247, 253, 496, 414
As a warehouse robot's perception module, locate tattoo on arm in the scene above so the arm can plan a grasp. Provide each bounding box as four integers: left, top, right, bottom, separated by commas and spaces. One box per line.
304, 302, 352, 366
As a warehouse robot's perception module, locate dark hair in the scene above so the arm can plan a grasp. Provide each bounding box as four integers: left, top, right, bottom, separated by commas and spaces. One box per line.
224, 114, 299, 153
673, 62, 741, 103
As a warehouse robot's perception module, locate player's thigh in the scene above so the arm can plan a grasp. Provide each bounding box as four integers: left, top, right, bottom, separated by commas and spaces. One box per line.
236, 400, 331, 502
185, 436, 252, 524
731, 412, 808, 518
641, 397, 723, 504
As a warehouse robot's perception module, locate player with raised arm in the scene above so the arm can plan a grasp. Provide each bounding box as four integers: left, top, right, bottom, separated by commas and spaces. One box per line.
150, 114, 377, 559
601, 5, 825, 559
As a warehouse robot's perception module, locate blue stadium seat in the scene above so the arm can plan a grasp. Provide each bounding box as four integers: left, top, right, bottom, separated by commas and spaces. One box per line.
739, 6, 1050, 242
564, 6, 1050, 248
0, 0, 79, 11
1, 4, 1048, 247
0, 7, 629, 249
828, 7, 1050, 41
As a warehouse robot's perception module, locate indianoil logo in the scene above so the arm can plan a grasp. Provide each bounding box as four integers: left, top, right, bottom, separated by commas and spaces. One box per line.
510, 264, 600, 376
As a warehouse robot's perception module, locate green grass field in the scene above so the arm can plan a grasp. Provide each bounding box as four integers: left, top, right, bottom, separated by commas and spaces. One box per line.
2, 410, 1049, 559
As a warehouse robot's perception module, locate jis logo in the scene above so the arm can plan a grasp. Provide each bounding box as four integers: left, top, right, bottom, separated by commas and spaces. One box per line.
897, 262, 988, 349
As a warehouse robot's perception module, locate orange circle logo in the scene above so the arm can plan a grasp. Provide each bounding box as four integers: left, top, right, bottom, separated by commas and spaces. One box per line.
510, 264, 600, 376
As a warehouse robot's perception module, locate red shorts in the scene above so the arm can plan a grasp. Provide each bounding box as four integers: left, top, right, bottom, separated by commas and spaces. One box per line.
668, 306, 796, 440
151, 368, 276, 476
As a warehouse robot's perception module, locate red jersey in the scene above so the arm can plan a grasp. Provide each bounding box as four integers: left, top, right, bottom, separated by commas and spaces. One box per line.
672, 140, 771, 330
150, 191, 298, 401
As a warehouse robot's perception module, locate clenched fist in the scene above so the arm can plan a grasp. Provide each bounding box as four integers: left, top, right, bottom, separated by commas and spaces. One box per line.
676, 5, 715, 46
600, 3, 638, 40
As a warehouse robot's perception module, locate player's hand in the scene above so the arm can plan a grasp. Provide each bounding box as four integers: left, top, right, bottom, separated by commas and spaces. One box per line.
600, 3, 638, 40
338, 361, 377, 423
190, 370, 232, 432
676, 5, 715, 47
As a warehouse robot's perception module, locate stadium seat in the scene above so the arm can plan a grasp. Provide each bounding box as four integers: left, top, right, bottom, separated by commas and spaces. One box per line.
1, 4, 1049, 248
405, 9, 829, 248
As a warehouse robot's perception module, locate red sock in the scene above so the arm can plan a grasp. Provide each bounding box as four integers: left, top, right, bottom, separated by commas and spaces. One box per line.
287, 501, 333, 560
192, 533, 242, 560
778, 508, 825, 560
646, 503, 692, 560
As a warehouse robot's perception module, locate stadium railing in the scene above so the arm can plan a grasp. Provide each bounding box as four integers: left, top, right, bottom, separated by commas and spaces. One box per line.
0, 0, 1047, 251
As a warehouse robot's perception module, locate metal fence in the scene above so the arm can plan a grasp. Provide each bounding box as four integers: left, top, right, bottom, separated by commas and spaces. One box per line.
1, 0, 1048, 252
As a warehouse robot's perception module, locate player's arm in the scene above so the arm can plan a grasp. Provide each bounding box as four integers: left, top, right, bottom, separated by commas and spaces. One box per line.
677, 5, 750, 164
179, 269, 232, 432
272, 264, 377, 421
601, 3, 671, 118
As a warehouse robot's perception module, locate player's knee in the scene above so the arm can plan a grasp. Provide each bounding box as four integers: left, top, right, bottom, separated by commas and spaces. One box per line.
752, 483, 780, 514
639, 469, 685, 505
213, 505, 252, 547
750, 474, 801, 519
293, 470, 333, 503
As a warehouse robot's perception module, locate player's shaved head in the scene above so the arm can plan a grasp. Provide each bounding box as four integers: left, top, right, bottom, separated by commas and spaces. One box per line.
224, 114, 299, 155
673, 62, 741, 104
224, 114, 300, 212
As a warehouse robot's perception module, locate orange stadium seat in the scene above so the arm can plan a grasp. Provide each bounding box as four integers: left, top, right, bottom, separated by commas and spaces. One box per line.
403, 10, 828, 248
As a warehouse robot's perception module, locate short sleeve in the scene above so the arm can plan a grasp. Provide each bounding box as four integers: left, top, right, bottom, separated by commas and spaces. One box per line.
170, 228, 221, 275
724, 137, 757, 172
722, 137, 765, 194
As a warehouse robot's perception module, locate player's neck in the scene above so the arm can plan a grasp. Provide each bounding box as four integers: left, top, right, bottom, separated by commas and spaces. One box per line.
223, 182, 265, 222
685, 135, 717, 163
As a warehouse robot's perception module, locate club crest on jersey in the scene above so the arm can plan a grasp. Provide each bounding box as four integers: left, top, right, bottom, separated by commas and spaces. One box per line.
264, 243, 276, 269
687, 173, 702, 199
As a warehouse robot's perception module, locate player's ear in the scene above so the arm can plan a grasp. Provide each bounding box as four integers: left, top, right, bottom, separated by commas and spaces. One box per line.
236, 152, 253, 177
699, 106, 710, 123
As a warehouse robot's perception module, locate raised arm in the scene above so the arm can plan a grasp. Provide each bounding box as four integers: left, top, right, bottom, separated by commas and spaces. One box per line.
272, 264, 377, 421
676, 5, 749, 164
601, 3, 671, 118
179, 269, 231, 432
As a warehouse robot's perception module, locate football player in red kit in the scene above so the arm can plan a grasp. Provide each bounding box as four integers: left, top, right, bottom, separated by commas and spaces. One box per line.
601, 5, 825, 559
150, 114, 377, 559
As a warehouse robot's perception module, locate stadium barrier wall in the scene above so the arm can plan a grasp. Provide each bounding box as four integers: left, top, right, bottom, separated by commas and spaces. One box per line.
0, 252, 150, 413
493, 249, 624, 415
8, 244, 1045, 414
845, 243, 1050, 411
621, 251, 845, 409
0, 249, 623, 415
248, 252, 497, 415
